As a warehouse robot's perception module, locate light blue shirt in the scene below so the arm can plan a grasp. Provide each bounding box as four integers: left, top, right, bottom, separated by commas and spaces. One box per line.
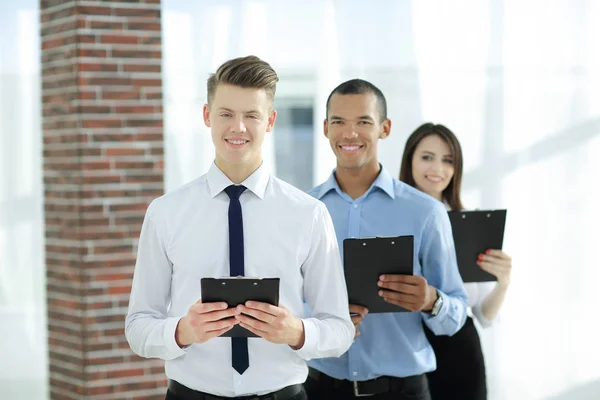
307, 167, 468, 380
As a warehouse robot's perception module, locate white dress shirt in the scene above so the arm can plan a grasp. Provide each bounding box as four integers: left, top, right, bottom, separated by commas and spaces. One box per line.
464, 282, 496, 328
125, 162, 354, 397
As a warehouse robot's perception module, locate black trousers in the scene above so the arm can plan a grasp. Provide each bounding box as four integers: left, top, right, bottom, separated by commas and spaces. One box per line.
424, 316, 487, 400
304, 372, 431, 400
165, 386, 307, 400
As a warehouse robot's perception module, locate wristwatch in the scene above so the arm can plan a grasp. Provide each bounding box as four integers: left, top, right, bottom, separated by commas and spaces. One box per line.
430, 290, 443, 316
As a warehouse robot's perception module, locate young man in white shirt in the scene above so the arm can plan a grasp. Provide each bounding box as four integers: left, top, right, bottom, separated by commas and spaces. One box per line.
125, 55, 354, 400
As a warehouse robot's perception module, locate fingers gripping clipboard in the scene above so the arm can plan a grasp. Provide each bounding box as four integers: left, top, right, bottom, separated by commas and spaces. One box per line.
200, 277, 280, 337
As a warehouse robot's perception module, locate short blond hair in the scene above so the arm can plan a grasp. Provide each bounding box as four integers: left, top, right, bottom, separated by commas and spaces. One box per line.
207, 55, 279, 105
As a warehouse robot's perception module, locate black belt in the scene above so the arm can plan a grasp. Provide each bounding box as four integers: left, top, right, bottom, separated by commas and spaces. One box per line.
168, 380, 302, 400
308, 367, 427, 397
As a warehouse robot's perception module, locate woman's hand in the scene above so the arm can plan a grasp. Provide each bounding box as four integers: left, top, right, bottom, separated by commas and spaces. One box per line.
478, 249, 512, 288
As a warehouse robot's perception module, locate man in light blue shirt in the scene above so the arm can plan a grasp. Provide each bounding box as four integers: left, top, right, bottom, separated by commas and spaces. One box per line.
305, 79, 468, 400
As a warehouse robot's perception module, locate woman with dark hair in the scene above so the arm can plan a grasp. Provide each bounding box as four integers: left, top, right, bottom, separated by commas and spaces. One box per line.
399, 123, 512, 400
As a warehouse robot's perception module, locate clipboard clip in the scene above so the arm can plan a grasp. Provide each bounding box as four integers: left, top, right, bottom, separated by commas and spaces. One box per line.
220, 276, 262, 279
217, 276, 262, 286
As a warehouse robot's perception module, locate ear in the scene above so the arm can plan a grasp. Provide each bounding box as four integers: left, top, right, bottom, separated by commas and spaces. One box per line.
379, 118, 392, 139
203, 104, 211, 128
323, 119, 329, 138
266, 109, 277, 133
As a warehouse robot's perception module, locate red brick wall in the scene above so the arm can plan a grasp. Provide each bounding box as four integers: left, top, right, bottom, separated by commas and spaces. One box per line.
41, 1, 166, 398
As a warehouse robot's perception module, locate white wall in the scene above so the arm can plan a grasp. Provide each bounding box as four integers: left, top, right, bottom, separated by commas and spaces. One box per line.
0, 1, 47, 399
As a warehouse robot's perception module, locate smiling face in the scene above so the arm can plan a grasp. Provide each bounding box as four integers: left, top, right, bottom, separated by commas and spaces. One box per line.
324, 92, 390, 172
411, 134, 455, 200
203, 84, 276, 173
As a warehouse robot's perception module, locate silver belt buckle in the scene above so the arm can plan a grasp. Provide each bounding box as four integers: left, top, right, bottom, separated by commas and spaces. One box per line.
353, 381, 374, 397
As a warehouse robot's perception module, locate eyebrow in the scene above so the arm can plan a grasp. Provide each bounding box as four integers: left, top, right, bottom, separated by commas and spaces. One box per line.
420, 150, 453, 157
329, 115, 375, 121
217, 107, 262, 114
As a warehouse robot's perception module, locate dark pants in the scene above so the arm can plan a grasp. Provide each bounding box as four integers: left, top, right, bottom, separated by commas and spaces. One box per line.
304, 370, 431, 400
165, 384, 307, 400
424, 316, 487, 400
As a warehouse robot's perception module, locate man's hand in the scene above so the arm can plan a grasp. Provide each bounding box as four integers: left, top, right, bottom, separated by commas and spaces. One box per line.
349, 304, 368, 339
175, 300, 240, 347
377, 274, 438, 312
235, 302, 305, 348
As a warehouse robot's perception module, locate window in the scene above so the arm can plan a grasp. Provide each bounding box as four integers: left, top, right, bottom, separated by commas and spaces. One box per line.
272, 99, 315, 191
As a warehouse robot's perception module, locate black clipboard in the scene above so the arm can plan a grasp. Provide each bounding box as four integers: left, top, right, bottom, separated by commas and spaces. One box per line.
448, 210, 507, 283
343, 236, 414, 313
200, 277, 280, 338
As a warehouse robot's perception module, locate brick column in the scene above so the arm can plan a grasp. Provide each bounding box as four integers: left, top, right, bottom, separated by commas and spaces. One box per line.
41, 1, 166, 398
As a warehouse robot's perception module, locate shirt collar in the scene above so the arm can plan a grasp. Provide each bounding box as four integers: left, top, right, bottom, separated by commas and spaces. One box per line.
316, 164, 395, 200
314, 170, 341, 199
371, 166, 395, 199
207, 162, 269, 199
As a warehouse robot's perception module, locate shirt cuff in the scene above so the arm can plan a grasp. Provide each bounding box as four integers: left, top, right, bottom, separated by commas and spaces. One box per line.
292, 318, 318, 361
163, 316, 190, 359
471, 305, 494, 328
422, 289, 450, 322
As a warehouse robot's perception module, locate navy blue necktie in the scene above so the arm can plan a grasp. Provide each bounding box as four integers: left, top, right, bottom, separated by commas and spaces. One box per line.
225, 184, 249, 375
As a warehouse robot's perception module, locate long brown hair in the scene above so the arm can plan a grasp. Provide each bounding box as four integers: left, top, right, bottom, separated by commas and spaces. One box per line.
399, 123, 464, 211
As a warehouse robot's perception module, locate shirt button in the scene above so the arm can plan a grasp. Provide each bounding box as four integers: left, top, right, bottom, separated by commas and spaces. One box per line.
353, 204, 358, 209
353, 371, 358, 376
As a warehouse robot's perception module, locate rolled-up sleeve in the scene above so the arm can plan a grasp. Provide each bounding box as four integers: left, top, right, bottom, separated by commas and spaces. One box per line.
470, 281, 497, 328
125, 200, 187, 360
420, 203, 468, 336
295, 202, 355, 360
